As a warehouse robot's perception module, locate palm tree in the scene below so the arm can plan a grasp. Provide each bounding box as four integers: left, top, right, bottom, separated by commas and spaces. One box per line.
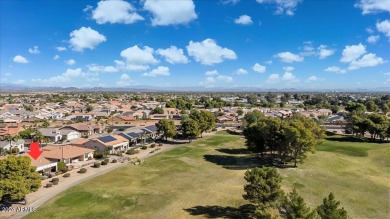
31, 130, 45, 149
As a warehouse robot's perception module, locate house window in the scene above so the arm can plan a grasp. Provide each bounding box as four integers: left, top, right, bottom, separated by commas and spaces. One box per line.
84, 153, 88, 159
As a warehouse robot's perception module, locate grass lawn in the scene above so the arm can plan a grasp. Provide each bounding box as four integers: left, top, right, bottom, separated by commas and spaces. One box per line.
26, 133, 390, 219
279, 136, 390, 219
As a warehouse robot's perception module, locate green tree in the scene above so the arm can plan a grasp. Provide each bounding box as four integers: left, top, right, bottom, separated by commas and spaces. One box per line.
281, 189, 318, 219
0, 156, 41, 202
180, 118, 200, 142
40, 120, 50, 128
86, 104, 94, 112
243, 110, 265, 127
189, 110, 215, 137
236, 108, 244, 116
317, 193, 347, 219
57, 161, 67, 173
243, 167, 283, 211
152, 107, 164, 114
156, 119, 177, 141
365, 100, 378, 112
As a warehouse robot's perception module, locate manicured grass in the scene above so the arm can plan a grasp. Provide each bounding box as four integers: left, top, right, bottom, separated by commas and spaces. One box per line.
279, 135, 390, 219
26, 132, 249, 219
26, 133, 390, 219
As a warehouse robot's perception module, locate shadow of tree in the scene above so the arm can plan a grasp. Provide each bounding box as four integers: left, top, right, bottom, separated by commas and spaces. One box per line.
184, 204, 255, 218
203, 154, 267, 170
216, 148, 251, 155
204, 153, 297, 169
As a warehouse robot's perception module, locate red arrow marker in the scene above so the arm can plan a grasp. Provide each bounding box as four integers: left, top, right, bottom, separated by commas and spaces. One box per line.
28, 142, 43, 160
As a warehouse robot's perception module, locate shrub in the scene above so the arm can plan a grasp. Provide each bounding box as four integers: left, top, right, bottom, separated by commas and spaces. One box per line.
63, 173, 70, 177
94, 162, 101, 168
41, 175, 48, 180
53, 181, 58, 185
150, 143, 156, 148
158, 143, 163, 147
51, 178, 59, 183
212, 128, 217, 131
78, 168, 87, 173
94, 151, 104, 159
101, 160, 108, 165
46, 183, 53, 188
57, 161, 67, 173
141, 146, 147, 150
88, 157, 92, 160
104, 158, 109, 163
112, 159, 117, 163
126, 149, 139, 155
150, 150, 155, 153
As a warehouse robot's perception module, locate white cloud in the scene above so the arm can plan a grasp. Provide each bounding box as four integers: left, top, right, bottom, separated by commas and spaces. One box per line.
366, 27, 374, 34
87, 64, 118, 73
205, 70, 219, 76
275, 52, 304, 63
92, 0, 144, 24
216, 75, 233, 82
234, 15, 253, 25
339, 43, 384, 71
340, 43, 367, 63
366, 35, 380, 43
13, 79, 26, 85
186, 39, 237, 65
13, 55, 29, 64
222, 0, 240, 4
142, 66, 170, 77
56, 47, 67, 52
28, 46, 40, 54
156, 46, 189, 64
348, 53, 384, 70
265, 60, 273, 64
120, 45, 158, 70
53, 55, 60, 60
69, 27, 106, 52
256, 0, 303, 16
318, 45, 335, 59
236, 68, 248, 75
283, 66, 294, 72
143, 0, 197, 26
116, 74, 137, 86
252, 63, 266, 73
301, 42, 315, 56
324, 66, 346, 74
266, 73, 280, 83
199, 76, 216, 87
32, 68, 88, 85
65, 59, 76, 66
281, 72, 297, 81
355, 0, 390, 14
114, 59, 150, 71
306, 76, 318, 82
83, 5, 93, 12
376, 20, 390, 40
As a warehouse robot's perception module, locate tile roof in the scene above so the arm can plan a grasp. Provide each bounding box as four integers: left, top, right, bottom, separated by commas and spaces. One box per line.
41, 145, 94, 160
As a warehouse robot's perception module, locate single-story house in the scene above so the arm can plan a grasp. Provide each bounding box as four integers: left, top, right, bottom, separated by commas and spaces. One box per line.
61, 124, 103, 136
25, 155, 57, 175
83, 135, 129, 154
60, 129, 80, 141
0, 139, 25, 153
42, 145, 94, 164
39, 128, 62, 142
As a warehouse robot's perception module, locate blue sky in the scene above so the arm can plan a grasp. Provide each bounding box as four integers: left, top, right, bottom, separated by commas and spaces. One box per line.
1, 0, 389, 89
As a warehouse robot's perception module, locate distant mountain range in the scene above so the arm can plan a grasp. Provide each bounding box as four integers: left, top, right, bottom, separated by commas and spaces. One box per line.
0, 83, 389, 93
